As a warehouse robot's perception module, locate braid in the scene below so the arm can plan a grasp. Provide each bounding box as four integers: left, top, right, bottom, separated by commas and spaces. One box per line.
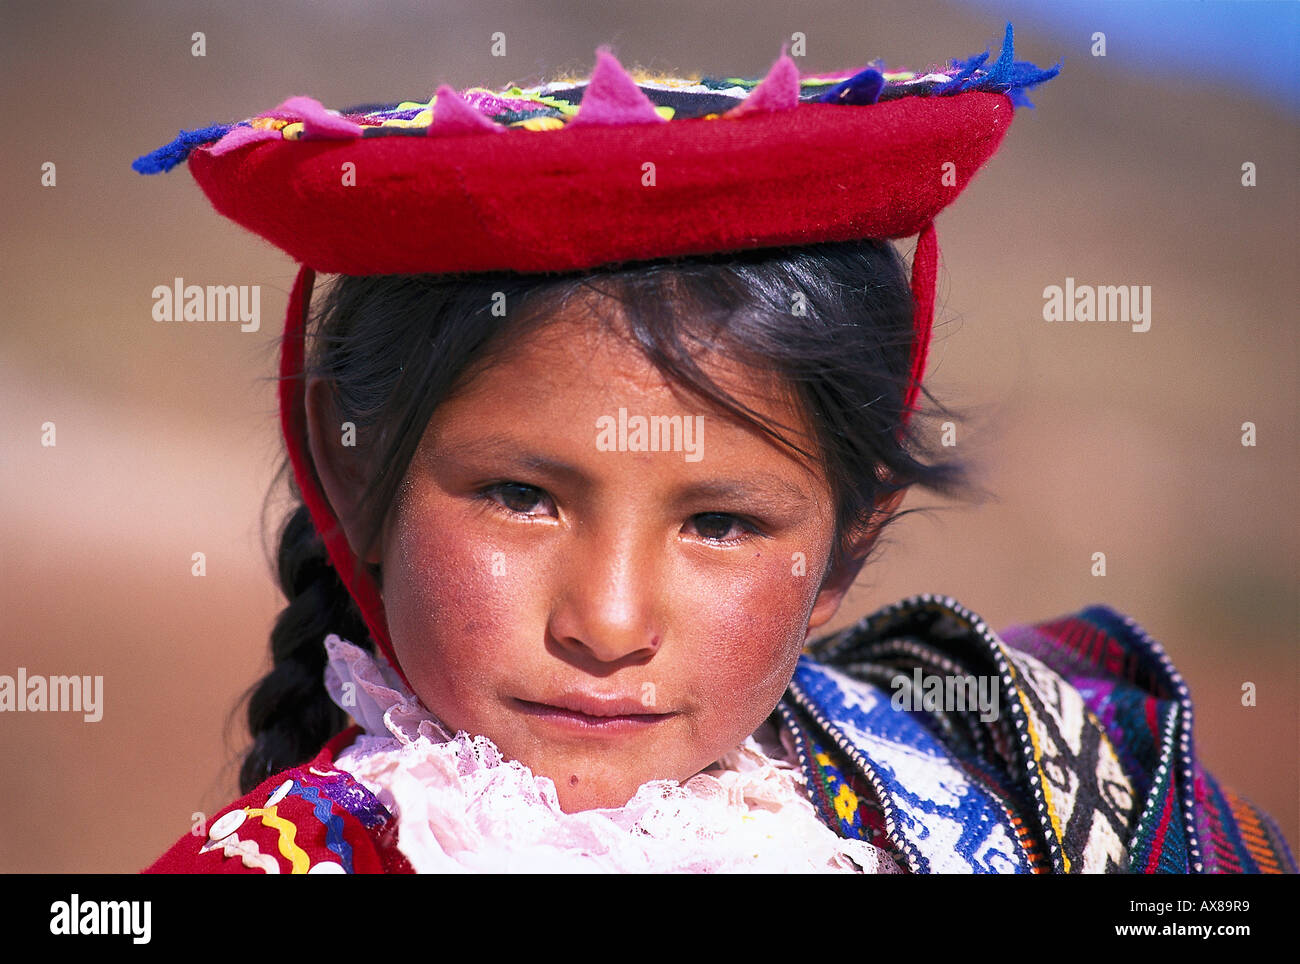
238, 499, 375, 794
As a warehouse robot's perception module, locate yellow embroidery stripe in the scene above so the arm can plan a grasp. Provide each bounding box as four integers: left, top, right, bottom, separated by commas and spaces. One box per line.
1006, 662, 1072, 873
244, 805, 311, 874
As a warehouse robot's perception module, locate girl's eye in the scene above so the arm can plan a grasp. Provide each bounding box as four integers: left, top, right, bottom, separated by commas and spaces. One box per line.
480, 488, 758, 543
687, 512, 755, 544
482, 482, 556, 518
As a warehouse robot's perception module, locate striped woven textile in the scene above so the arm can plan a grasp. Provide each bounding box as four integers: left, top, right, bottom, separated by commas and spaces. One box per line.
782, 593, 1296, 873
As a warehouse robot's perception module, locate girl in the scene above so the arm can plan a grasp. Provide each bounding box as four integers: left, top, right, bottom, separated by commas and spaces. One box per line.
135, 25, 1294, 873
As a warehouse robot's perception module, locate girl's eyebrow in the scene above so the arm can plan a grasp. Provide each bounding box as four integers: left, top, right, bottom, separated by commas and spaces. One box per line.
438, 434, 814, 512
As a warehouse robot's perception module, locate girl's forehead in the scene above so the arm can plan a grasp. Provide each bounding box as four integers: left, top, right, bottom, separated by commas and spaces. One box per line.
418, 309, 828, 491
451, 303, 811, 438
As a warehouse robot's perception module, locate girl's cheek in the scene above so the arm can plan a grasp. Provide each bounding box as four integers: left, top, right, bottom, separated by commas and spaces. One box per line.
671, 545, 817, 694
388, 487, 819, 703
385, 497, 537, 688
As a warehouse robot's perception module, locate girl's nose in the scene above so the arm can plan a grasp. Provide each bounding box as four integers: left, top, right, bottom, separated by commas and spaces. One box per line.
546, 528, 664, 665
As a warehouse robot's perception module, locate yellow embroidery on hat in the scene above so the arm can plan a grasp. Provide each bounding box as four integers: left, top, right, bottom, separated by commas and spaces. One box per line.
385, 108, 433, 128
513, 116, 565, 131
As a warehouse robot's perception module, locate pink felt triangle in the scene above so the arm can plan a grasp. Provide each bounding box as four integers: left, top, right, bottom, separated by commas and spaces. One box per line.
429, 84, 503, 136
569, 47, 666, 127
208, 124, 281, 156
275, 95, 364, 139
725, 45, 801, 117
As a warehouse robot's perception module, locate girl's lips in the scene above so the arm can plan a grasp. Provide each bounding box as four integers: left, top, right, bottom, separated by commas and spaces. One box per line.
513, 697, 676, 732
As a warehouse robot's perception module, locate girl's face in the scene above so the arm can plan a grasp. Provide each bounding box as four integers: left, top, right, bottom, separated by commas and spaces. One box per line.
313, 297, 883, 812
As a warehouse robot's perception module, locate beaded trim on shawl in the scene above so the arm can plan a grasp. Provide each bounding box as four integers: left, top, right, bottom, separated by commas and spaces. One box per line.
320, 634, 903, 873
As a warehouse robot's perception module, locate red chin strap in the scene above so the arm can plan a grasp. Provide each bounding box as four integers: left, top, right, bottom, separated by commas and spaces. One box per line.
278, 263, 410, 688
277, 225, 937, 684
904, 221, 938, 421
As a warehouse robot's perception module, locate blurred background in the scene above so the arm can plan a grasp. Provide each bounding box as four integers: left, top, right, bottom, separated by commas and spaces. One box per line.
2, 0, 1295, 872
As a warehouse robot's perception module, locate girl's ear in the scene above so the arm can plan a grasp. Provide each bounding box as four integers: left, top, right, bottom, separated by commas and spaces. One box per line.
304, 377, 381, 565
805, 486, 907, 634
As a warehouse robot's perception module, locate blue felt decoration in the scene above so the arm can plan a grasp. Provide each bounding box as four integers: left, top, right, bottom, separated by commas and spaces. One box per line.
131, 123, 234, 174
929, 23, 1062, 108
818, 67, 886, 105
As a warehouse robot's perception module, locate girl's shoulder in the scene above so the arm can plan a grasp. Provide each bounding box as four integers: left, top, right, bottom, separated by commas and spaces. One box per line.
791, 594, 1297, 874
142, 726, 414, 874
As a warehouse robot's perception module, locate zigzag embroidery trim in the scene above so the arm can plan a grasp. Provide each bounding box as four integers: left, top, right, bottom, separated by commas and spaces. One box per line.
200, 830, 281, 874
243, 805, 312, 874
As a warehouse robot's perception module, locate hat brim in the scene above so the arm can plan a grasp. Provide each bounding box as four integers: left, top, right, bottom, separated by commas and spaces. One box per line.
188, 91, 1014, 276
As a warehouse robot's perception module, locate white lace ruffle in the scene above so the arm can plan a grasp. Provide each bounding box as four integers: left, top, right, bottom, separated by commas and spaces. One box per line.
323, 634, 902, 874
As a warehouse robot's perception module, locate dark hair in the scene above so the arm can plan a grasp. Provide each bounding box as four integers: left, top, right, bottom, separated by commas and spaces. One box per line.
237, 237, 972, 793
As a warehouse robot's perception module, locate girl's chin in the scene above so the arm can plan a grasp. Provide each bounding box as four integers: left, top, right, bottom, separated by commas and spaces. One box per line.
526, 753, 692, 813
550, 775, 645, 814
484, 724, 715, 812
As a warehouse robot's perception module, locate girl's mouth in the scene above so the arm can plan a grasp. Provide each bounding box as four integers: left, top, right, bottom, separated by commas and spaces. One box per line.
512, 696, 676, 733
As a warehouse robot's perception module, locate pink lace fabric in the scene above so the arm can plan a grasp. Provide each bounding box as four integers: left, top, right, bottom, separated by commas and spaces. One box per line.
322, 634, 903, 873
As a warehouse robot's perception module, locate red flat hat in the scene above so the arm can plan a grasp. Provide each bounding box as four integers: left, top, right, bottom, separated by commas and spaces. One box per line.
134, 23, 1059, 681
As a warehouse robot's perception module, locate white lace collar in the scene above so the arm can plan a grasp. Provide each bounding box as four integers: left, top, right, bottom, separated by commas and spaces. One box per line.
322, 634, 901, 874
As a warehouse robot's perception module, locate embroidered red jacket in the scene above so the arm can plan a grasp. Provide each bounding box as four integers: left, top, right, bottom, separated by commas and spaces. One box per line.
146, 728, 414, 874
